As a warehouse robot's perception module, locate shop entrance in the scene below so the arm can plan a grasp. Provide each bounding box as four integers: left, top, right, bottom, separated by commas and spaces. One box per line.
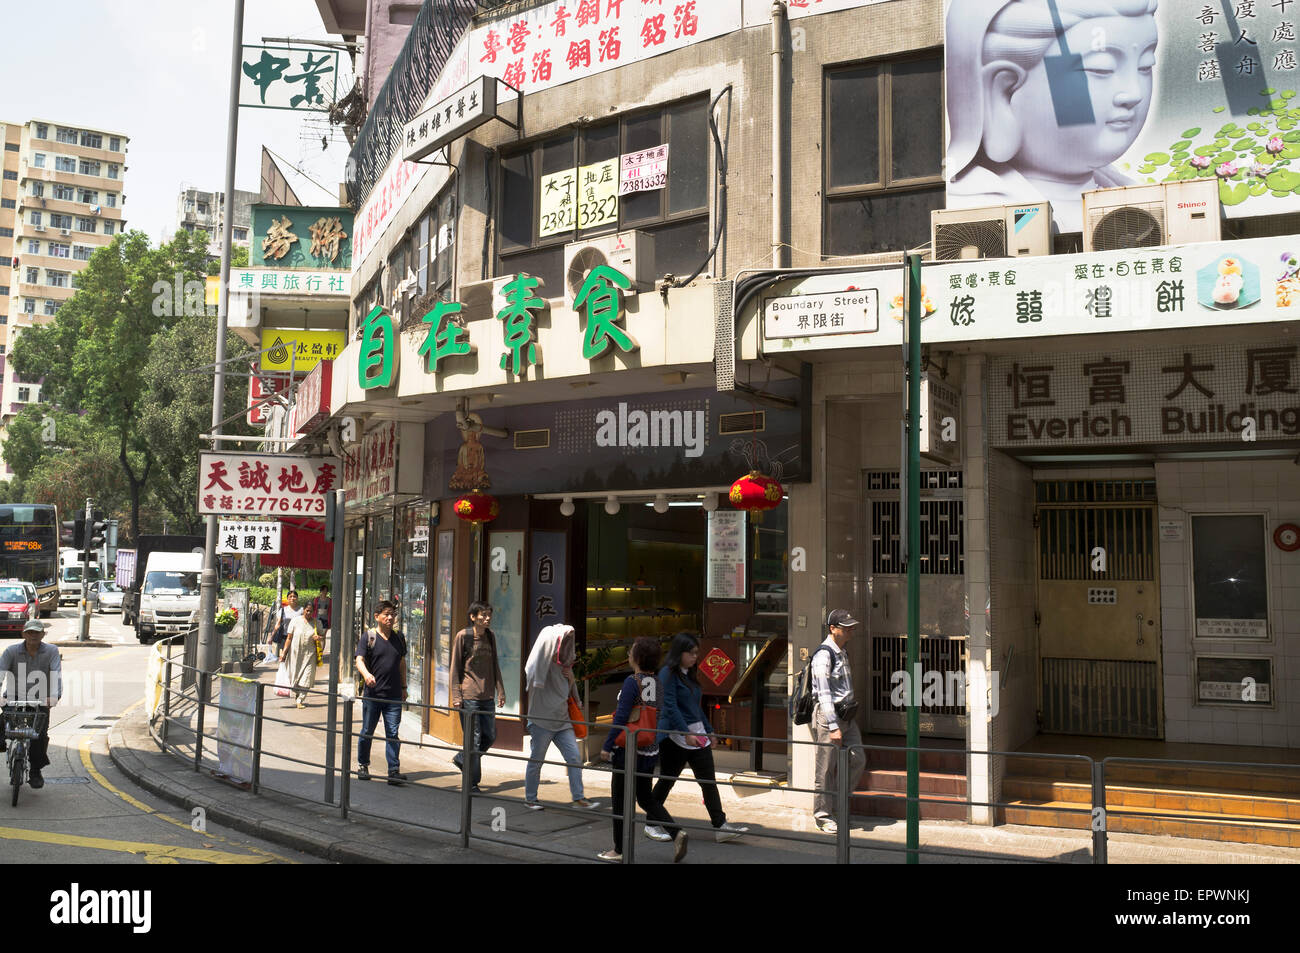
865, 470, 968, 739
1035, 480, 1162, 739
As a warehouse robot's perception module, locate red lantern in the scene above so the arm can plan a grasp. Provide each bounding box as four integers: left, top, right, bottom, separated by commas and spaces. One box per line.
728, 471, 784, 512
453, 490, 499, 524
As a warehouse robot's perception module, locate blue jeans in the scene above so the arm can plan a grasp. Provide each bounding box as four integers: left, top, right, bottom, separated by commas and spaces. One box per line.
454, 700, 497, 787
524, 721, 584, 802
358, 698, 402, 774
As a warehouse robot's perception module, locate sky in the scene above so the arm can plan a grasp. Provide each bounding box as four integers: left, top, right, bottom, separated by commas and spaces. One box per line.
0, 0, 355, 242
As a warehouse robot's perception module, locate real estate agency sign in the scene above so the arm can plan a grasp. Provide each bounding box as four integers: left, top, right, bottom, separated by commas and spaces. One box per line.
289, 359, 334, 436
199, 453, 341, 516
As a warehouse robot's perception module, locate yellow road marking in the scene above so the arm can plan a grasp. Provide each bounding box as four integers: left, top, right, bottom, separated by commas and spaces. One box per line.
0, 824, 267, 864
76, 704, 294, 864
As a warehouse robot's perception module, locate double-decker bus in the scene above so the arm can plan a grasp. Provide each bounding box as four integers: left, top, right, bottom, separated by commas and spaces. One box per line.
0, 504, 59, 615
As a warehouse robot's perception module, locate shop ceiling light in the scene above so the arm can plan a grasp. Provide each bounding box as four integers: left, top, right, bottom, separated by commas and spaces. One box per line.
604, 495, 621, 515
653, 494, 669, 514
560, 497, 575, 517
701, 493, 718, 512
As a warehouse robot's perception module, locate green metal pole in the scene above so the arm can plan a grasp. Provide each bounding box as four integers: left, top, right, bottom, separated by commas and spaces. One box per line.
905, 253, 922, 864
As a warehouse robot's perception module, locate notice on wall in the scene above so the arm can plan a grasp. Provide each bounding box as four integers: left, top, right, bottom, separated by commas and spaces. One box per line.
706, 509, 747, 600
539, 169, 577, 237
620, 144, 668, 195
216, 676, 257, 783
539, 159, 619, 237
1196, 656, 1272, 705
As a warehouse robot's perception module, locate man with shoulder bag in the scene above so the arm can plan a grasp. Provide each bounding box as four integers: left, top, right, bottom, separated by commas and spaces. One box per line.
354, 600, 409, 786
810, 609, 867, 834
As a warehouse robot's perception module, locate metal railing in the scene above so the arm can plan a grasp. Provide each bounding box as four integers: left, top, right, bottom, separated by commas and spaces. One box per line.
144, 636, 1300, 863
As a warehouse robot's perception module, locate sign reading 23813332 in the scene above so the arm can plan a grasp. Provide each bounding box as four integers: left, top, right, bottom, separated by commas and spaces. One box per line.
199, 452, 341, 516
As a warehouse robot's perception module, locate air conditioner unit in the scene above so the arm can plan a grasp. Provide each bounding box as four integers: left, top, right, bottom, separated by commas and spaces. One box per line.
459, 275, 517, 319
60, 228, 70, 236
930, 203, 1052, 260
33, 225, 44, 232
1083, 180, 1221, 252
563, 230, 656, 307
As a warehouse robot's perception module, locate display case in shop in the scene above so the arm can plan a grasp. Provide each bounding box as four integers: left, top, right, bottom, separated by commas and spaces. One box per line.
584, 584, 701, 647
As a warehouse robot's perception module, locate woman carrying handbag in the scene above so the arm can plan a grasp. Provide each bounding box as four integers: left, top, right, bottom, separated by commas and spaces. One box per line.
598, 637, 685, 862
522, 623, 600, 811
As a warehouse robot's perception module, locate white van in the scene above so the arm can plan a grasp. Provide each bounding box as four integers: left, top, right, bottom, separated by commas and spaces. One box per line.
58, 549, 100, 606
136, 551, 202, 642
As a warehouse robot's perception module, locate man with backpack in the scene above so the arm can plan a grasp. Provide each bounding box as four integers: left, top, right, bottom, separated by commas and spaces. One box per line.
807, 609, 866, 834
355, 600, 409, 786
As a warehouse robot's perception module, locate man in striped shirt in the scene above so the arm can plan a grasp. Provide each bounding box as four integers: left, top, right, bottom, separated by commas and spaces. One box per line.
811, 609, 866, 834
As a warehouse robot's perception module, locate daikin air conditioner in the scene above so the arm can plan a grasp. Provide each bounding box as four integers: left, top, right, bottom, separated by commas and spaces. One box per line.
563, 230, 655, 306
931, 203, 1052, 260
1083, 180, 1221, 252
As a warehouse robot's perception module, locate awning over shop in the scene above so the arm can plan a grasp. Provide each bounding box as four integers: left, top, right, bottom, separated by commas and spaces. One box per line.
258, 518, 333, 570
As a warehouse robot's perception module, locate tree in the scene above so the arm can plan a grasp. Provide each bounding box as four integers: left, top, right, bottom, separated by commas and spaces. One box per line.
207, 244, 249, 275
11, 230, 213, 542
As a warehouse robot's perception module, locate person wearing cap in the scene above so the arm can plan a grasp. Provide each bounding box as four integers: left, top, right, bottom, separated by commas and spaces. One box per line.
0, 620, 62, 789
810, 609, 866, 834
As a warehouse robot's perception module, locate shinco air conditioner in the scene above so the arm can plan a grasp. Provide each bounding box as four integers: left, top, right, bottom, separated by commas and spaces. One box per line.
1083, 180, 1221, 252
930, 203, 1052, 260
563, 230, 655, 306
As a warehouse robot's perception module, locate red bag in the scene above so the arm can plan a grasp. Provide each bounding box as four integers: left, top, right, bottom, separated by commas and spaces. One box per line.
615, 674, 658, 749
568, 695, 588, 740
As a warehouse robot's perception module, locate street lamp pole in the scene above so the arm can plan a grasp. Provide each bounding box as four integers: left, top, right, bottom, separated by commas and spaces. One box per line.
198, 0, 246, 689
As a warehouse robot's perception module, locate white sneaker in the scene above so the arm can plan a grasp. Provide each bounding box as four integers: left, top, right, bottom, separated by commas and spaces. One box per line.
715, 822, 748, 843
644, 825, 672, 842
574, 798, 601, 810
815, 815, 838, 834
524, 800, 543, 811
597, 848, 622, 861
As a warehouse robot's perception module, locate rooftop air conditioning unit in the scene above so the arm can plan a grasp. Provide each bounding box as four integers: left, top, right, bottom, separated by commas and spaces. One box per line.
563, 230, 655, 307
1083, 180, 1221, 252
930, 203, 1052, 260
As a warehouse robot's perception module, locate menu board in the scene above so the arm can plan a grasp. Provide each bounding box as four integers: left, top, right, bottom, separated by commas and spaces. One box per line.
706, 509, 747, 601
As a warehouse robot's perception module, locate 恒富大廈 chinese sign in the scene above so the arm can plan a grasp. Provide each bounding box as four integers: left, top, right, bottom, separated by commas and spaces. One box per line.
199, 453, 341, 516
760, 235, 1300, 352
989, 340, 1300, 448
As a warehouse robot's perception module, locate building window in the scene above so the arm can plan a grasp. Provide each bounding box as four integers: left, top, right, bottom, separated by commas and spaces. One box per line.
73, 245, 92, 261
102, 221, 114, 236
25, 268, 37, 284
80, 132, 102, 149
48, 243, 69, 259
35, 124, 47, 139
107, 164, 119, 179
1191, 514, 1269, 639
422, 184, 456, 301
109, 137, 120, 152
78, 159, 101, 177
77, 189, 98, 204
32, 153, 45, 169
233, 227, 247, 241
76, 217, 96, 232
53, 184, 74, 201
54, 156, 76, 173
56, 128, 78, 145
0, 199, 13, 210
16, 388, 29, 402
0, 315, 6, 325
43, 300, 55, 316
823, 54, 945, 257
26, 240, 39, 254
498, 97, 710, 292
49, 214, 72, 230
0, 287, 7, 297
29, 182, 43, 198
22, 299, 34, 314
29, 211, 41, 227
46, 271, 67, 288
105, 193, 116, 208
3, 143, 17, 152
197, 202, 209, 215
1, 170, 15, 181
0, 228, 10, 238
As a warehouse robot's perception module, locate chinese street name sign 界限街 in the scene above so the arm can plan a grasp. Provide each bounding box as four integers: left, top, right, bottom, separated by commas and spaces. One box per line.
199, 453, 340, 516
217, 520, 282, 555
239, 45, 339, 111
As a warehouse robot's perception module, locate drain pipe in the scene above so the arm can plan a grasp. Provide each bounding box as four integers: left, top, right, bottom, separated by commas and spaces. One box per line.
771, 1, 789, 269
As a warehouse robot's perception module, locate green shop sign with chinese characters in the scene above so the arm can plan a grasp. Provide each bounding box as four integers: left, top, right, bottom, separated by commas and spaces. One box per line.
359, 266, 638, 390
251, 205, 353, 271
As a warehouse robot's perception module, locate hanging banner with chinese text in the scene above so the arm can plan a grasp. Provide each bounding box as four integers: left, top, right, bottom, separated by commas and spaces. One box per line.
239, 45, 339, 111
945, 0, 1300, 233
199, 453, 341, 516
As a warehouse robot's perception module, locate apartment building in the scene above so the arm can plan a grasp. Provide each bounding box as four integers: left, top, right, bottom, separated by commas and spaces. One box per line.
1, 119, 128, 453
175, 185, 258, 258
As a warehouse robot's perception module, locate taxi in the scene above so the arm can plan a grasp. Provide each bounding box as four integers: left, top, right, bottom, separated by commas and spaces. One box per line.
0, 582, 35, 636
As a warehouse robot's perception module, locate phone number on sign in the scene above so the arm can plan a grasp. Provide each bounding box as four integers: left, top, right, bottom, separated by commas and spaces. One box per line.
235, 496, 326, 513
621, 173, 667, 194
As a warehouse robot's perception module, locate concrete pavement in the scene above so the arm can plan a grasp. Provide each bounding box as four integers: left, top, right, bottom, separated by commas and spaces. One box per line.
106, 658, 1300, 865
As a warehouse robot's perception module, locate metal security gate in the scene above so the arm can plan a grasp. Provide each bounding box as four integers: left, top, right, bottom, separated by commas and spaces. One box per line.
866, 470, 967, 738
1036, 480, 1162, 738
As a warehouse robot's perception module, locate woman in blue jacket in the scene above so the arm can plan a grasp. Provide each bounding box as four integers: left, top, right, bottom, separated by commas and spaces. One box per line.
651, 632, 748, 843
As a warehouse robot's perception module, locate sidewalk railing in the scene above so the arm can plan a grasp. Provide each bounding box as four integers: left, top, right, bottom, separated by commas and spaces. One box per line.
144, 636, 1299, 863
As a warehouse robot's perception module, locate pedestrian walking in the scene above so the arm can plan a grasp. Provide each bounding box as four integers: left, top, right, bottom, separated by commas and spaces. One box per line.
810, 609, 866, 833
266, 590, 301, 663
312, 582, 332, 656
598, 637, 685, 862
522, 623, 599, 811
450, 601, 505, 791
355, 600, 409, 786
652, 632, 748, 843
283, 602, 322, 708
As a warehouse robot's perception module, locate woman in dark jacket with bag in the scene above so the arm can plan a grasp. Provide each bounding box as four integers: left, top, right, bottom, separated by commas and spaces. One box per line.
599, 637, 685, 862
651, 632, 748, 843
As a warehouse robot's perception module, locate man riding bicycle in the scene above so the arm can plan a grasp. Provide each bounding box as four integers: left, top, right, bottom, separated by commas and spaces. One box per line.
0, 619, 62, 789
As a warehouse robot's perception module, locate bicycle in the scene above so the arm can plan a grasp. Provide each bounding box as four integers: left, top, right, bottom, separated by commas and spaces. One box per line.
3, 701, 48, 806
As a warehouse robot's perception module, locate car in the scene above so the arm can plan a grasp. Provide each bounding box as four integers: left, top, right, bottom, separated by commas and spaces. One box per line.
93, 580, 124, 613
0, 584, 34, 636
2, 578, 38, 623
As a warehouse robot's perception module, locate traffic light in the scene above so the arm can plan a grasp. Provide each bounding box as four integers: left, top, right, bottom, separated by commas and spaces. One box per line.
87, 510, 108, 551
71, 516, 86, 550
61, 520, 77, 548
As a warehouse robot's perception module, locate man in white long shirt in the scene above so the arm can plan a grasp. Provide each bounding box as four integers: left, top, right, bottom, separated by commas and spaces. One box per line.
810, 609, 867, 834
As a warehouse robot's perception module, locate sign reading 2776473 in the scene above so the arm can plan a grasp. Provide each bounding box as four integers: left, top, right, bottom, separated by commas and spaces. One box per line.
199, 453, 341, 516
